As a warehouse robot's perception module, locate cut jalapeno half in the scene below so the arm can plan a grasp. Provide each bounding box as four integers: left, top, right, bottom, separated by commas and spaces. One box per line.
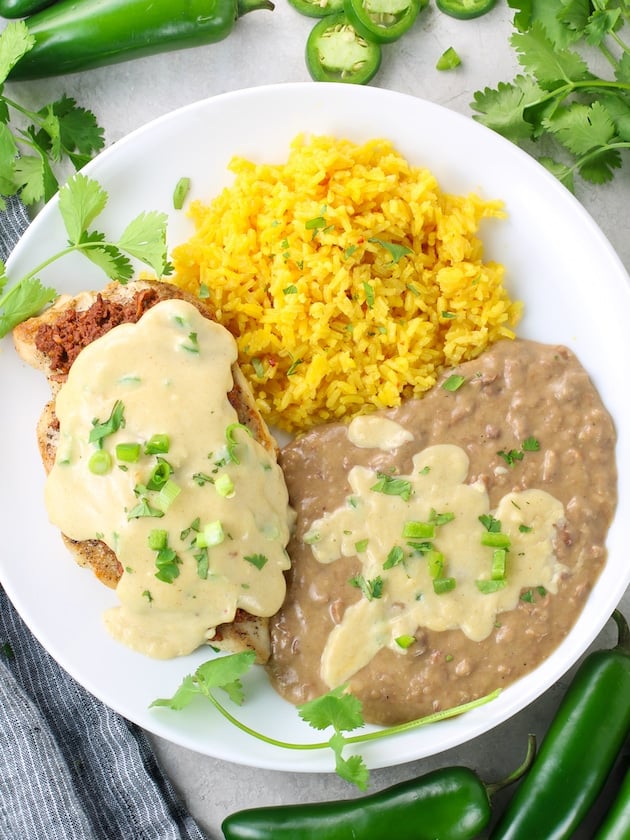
288, 0, 344, 17
305, 13, 382, 84
435, 0, 496, 19
343, 0, 425, 43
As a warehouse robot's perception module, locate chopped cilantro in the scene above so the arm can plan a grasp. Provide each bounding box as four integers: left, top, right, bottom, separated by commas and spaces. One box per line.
479, 514, 502, 533
349, 574, 383, 601
383, 545, 405, 569
89, 400, 125, 448
368, 237, 413, 263
244, 553, 268, 570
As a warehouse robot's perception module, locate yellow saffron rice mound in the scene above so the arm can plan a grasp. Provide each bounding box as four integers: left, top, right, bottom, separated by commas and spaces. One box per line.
171, 135, 522, 433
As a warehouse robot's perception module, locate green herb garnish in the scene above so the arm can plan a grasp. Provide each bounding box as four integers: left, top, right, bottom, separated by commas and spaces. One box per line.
370, 472, 413, 502
244, 553, 269, 570
471, 3, 630, 192
383, 545, 405, 569
349, 574, 383, 601
89, 400, 125, 448
368, 237, 413, 263
151, 651, 502, 789
0, 172, 170, 338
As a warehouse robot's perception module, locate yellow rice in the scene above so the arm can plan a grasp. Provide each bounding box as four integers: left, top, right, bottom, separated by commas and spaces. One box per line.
171, 135, 522, 433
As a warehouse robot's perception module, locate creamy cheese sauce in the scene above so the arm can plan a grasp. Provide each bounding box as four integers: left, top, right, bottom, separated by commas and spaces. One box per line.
307, 436, 565, 688
45, 299, 293, 659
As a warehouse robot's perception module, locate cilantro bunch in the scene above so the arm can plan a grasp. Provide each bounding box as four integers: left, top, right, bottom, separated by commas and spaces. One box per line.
471, 0, 630, 191
0, 21, 104, 208
151, 650, 500, 789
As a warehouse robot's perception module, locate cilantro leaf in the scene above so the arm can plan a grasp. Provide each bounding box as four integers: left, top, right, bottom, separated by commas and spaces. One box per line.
13, 149, 56, 206
0, 274, 56, 336
150, 675, 199, 711
512, 24, 591, 88
329, 732, 369, 790
0, 21, 33, 84
117, 210, 169, 275
52, 94, 104, 158
58, 173, 108, 244
78, 230, 134, 282
150, 651, 256, 712
195, 651, 255, 705
544, 101, 617, 156
298, 685, 364, 734
472, 75, 544, 142
349, 573, 384, 601
368, 237, 413, 263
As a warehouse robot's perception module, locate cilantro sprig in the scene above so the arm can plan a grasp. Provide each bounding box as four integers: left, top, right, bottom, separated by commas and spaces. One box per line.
151, 650, 501, 789
471, 0, 630, 191
0, 173, 170, 338
0, 22, 104, 209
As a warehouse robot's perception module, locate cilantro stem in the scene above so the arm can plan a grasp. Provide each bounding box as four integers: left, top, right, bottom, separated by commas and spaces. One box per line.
342, 688, 501, 745
203, 689, 324, 751
528, 78, 630, 113
0, 236, 152, 311
562, 140, 630, 178
2, 94, 46, 127
203, 685, 501, 751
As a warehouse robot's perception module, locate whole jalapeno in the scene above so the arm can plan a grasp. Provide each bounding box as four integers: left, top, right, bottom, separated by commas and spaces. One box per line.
593, 764, 630, 840
343, 0, 426, 44
8, 0, 274, 80
0, 0, 56, 18
305, 12, 382, 84
490, 610, 630, 840
222, 737, 536, 840
435, 0, 495, 19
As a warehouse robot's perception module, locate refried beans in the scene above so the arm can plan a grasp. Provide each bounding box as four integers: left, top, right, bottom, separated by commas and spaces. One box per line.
267, 339, 618, 725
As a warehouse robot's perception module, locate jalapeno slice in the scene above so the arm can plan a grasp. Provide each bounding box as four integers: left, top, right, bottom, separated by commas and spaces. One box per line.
343, 0, 424, 44
288, 0, 344, 18
305, 13, 382, 84
435, 0, 496, 19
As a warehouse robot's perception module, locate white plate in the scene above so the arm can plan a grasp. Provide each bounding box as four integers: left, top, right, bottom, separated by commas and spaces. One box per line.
2, 82, 629, 772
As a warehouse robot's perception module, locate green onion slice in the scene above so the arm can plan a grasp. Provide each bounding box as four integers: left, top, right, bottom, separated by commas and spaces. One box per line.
88, 450, 112, 475
116, 442, 141, 463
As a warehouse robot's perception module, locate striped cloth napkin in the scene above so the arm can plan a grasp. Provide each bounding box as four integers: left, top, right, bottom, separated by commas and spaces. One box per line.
0, 194, 207, 840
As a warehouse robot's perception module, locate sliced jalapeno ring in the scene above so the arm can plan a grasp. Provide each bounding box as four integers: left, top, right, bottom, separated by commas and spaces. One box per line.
288, 0, 344, 17
305, 12, 382, 84
343, 0, 424, 43
435, 0, 496, 20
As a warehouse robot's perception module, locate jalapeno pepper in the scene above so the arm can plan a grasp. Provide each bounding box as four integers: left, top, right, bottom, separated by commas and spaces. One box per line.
222, 737, 536, 840
7, 0, 274, 80
288, 0, 344, 17
305, 12, 382, 84
593, 765, 630, 840
342, 0, 425, 44
0, 0, 55, 17
490, 610, 630, 840
435, 0, 495, 19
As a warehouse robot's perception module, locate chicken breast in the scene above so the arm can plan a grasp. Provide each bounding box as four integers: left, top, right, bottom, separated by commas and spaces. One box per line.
13, 278, 285, 662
